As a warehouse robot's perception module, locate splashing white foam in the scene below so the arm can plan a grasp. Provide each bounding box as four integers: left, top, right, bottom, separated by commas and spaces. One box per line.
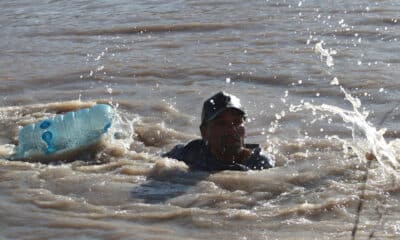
314, 41, 337, 67
290, 86, 400, 177
330, 77, 339, 85
108, 109, 138, 151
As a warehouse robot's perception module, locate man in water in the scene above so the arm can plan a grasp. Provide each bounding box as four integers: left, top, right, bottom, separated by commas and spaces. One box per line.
163, 91, 275, 171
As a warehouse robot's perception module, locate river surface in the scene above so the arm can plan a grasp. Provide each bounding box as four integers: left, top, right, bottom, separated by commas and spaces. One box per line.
1, 0, 400, 239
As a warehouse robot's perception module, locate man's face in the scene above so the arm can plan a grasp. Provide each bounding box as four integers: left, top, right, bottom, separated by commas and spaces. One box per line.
201, 109, 246, 161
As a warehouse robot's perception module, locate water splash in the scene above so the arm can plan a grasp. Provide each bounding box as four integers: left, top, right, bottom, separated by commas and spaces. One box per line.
330, 77, 339, 85
290, 86, 400, 178
314, 41, 337, 67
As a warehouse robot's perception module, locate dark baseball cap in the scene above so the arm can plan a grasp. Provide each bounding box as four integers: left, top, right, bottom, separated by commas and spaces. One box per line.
200, 91, 246, 126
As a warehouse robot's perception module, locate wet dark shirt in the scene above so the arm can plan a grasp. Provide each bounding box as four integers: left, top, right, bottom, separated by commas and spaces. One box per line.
162, 139, 275, 171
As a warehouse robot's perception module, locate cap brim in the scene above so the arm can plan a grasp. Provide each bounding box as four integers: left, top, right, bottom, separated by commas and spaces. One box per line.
206, 107, 246, 122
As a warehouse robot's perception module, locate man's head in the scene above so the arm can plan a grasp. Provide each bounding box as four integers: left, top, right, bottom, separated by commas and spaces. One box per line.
200, 92, 247, 162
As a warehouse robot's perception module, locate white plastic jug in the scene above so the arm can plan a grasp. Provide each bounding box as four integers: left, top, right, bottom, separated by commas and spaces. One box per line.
14, 104, 114, 159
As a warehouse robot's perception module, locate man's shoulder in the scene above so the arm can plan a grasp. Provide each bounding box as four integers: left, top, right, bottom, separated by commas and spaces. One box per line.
162, 139, 205, 160
184, 139, 205, 149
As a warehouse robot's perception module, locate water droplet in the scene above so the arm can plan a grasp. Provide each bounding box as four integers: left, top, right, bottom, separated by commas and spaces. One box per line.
330, 77, 339, 85
97, 65, 104, 71
270, 104, 275, 109
106, 87, 113, 94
